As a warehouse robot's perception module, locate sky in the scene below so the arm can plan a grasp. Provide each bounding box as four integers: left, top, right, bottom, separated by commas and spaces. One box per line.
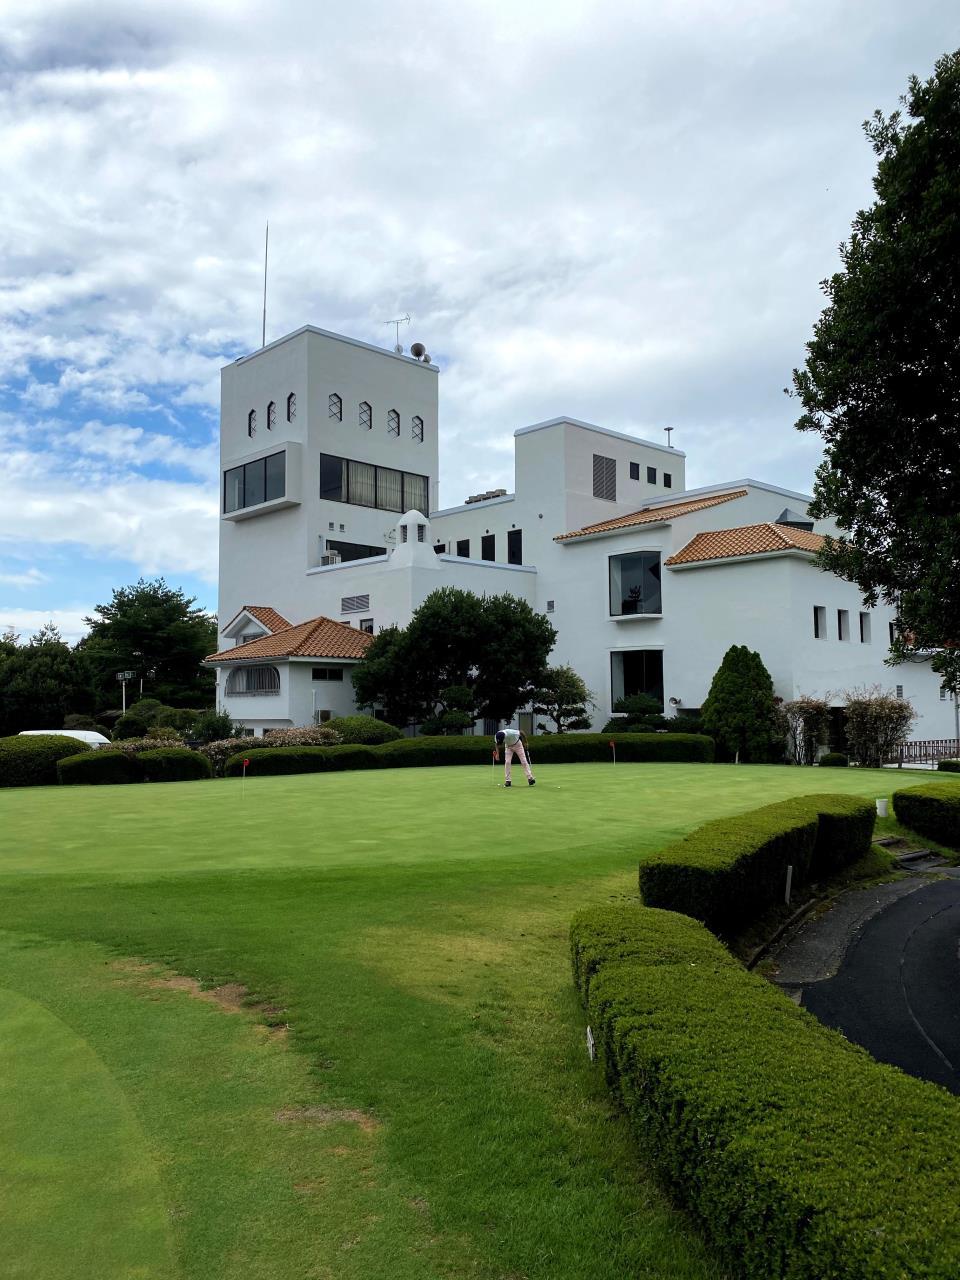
1, 0, 957, 643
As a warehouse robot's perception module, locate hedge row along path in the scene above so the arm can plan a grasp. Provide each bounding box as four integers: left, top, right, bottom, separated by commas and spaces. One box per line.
0, 762, 945, 1280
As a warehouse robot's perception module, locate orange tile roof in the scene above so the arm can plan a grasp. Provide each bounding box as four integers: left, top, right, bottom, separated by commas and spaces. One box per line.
555, 489, 748, 541
665, 522, 825, 566
206, 616, 374, 663
221, 604, 292, 634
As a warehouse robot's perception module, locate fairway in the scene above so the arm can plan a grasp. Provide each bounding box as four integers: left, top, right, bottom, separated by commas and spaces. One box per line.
0, 763, 925, 1279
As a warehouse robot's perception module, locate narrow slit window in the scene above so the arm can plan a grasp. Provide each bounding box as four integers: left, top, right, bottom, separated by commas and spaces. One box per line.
412, 415, 424, 442
359, 401, 372, 430
267, 401, 276, 430
387, 409, 400, 436
247, 409, 257, 437
329, 393, 342, 421
286, 392, 296, 421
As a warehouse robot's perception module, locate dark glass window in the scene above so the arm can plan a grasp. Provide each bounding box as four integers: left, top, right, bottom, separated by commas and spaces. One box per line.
417, 524, 425, 543
286, 393, 296, 421
359, 618, 374, 634
244, 458, 265, 507
609, 552, 661, 615
663, 472, 672, 488
433, 543, 446, 555
320, 454, 346, 503
247, 409, 257, 437
629, 462, 640, 480
312, 667, 344, 681
348, 459, 376, 507
224, 466, 244, 513
457, 539, 470, 557
403, 471, 427, 513
327, 540, 384, 562
377, 467, 403, 512
646, 466, 656, 483
481, 534, 495, 561
613, 650, 663, 708
814, 606, 826, 638
264, 451, 285, 502
507, 529, 522, 564
387, 409, 400, 436
267, 401, 276, 430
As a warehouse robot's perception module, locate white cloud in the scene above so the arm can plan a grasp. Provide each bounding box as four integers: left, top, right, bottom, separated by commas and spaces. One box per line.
0, 566, 47, 587
0, 607, 91, 645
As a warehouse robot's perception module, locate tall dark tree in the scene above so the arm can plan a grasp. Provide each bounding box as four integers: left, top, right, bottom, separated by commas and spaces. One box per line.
791, 50, 960, 690
0, 624, 93, 736
352, 588, 555, 728
701, 645, 784, 763
79, 578, 218, 709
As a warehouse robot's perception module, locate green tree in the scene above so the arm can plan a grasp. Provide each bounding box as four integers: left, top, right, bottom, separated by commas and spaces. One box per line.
791, 50, 960, 691
352, 588, 556, 727
79, 579, 218, 709
842, 686, 916, 768
531, 665, 595, 733
0, 624, 93, 736
701, 645, 784, 763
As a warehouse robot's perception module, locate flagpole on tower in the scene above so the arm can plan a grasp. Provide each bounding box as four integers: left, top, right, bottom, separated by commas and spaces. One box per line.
261, 221, 269, 348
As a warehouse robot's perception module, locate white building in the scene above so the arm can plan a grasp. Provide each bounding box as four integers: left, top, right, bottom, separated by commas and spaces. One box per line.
208, 324, 957, 743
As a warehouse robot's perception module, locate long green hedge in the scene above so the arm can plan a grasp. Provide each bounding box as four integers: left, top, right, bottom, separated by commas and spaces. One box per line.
139, 747, 213, 782
224, 731, 714, 777
0, 734, 92, 787
57, 751, 144, 785
893, 781, 960, 850
571, 903, 960, 1279
638, 794, 876, 935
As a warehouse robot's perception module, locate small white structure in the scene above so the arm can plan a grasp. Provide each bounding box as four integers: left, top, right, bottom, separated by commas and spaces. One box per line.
18, 729, 111, 749
212, 324, 958, 739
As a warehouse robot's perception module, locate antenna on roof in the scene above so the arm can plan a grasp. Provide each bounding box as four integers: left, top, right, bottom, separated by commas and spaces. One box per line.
384, 313, 410, 353
664, 427, 674, 448
261, 221, 269, 348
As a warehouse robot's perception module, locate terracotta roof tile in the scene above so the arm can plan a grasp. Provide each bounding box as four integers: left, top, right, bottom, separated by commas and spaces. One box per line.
555, 489, 748, 541
665, 522, 825, 566
221, 604, 292, 634
206, 615, 373, 663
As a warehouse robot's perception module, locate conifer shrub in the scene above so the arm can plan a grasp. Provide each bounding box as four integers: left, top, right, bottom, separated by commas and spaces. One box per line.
58, 751, 144, 785
893, 781, 960, 850
138, 747, 213, 782
0, 734, 93, 787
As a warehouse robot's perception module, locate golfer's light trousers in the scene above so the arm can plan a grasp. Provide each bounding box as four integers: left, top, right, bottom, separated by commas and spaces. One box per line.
504, 741, 533, 783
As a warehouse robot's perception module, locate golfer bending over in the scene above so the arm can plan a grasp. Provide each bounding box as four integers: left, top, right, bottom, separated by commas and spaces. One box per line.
494, 727, 536, 787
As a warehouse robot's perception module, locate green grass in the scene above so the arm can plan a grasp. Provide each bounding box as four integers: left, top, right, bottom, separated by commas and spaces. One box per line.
0, 762, 939, 1279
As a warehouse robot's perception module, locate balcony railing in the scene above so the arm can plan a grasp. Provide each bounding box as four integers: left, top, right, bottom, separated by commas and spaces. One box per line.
884, 738, 960, 767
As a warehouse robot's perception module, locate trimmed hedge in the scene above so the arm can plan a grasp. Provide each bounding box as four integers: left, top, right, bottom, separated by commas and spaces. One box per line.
819, 752, 848, 767
139, 748, 213, 783
937, 759, 960, 773
58, 751, 144, 786
893, 781, 960, 851
0, 734, 92, 788
325, 715, 403, 744
571, 903, 960, 1280
638, 794, 875, 935
373, 737, 489, 768
529, 732, 713, 764
223, 744, 382, 777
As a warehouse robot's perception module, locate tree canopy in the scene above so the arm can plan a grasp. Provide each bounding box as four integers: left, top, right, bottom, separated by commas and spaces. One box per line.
351, 587, 556, 730
701, 645, 783, 763
0, 623, 93, 736
791, 50, 960, 690
531, 665, 595, 733
79, 578, 218, 709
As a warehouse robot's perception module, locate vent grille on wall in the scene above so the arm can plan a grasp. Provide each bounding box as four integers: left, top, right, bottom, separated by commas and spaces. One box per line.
341, 594, 370, 613
593, 454, 616, 502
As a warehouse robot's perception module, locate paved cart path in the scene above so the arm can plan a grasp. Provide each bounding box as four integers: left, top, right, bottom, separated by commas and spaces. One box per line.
799, 875, 960, 1094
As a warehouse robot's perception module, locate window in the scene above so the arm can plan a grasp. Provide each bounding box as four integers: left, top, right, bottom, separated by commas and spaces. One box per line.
328, 393, 342, 421
319, 454, 430, 515
387, 409, 400, 436
341, 594, 370, 613
896, 684, 904, 699
813, 606, 827, 639
286, 392, 296, 421
546, 600, 555, 613
609, 552, 661, 616
629, 462, 640, 481
412, 415, 424, 442
417, 524, 425, 543
267, 401, 276, 430
312, 666, 344, 681
326, 540, 383, 562
481, 533, 495, 561
593, 454, 616, 501
359, 401, 372, 430
359, 618, 374, 634
507, 529, 523, 565
646, 466, 656, 484
434, 543, 446, 554
889, 621, 897, 646
663, 472, 672, 488
941, 685, 948, 701
859, 612, 871, 643
837, 609, 850, 641
400, 525, 408, 543
237, 631, 262, 646
223, 451, 286, 513
247, 409, 257, 437
457, 539, 470, 557
611, 650, 663, 709
225, 665, 280, 695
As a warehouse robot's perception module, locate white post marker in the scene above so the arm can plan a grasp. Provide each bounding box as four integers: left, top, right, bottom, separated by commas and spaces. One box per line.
876, 798, 889, 818
586, 1025, 595, 1062
785, 864, 793, 905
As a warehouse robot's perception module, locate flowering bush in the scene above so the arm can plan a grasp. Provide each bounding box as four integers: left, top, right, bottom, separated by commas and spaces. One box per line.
260, 726, 344, 748
198, 738, 246, 776
103, 734, 186, 755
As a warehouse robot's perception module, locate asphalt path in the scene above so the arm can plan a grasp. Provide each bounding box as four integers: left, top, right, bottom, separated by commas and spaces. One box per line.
802, 877, 960, 1094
